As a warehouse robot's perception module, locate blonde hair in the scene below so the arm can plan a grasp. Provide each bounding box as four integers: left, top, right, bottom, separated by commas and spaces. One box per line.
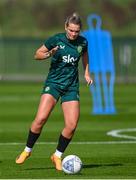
65, 12, 82, 28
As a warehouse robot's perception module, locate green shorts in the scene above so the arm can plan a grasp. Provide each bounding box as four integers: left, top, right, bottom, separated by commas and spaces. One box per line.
42, 83, 79, 103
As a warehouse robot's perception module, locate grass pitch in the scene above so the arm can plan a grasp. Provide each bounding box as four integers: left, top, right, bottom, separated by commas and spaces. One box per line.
0, 82, 136, 179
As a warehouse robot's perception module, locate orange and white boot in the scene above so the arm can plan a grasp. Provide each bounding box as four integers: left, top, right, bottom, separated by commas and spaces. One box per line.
51, 154, 62, 171
16, 151, 31, 164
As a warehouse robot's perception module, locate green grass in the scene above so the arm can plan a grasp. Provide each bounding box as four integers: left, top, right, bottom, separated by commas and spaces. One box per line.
0, 82, 136, 179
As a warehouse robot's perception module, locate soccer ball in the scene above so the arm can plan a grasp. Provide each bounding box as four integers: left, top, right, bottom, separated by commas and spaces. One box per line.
62, 155, 82, 174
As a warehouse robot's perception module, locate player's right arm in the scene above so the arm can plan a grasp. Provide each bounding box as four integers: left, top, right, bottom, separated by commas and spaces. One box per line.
34, 45, 58, 60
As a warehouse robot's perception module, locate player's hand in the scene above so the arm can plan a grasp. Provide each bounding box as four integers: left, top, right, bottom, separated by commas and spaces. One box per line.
85, 74, 93, 86
49, 46, 59, 56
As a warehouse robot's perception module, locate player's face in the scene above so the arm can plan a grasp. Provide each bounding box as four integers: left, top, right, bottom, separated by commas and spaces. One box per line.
65, 23, 80, 40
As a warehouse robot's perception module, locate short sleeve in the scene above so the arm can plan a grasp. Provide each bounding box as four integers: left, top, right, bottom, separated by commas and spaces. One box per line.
44, 35, 57, 50
82, 39, 88, 54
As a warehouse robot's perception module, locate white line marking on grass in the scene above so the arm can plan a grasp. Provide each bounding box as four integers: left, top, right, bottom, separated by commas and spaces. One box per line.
1, 140, 136, 146
1, 128, 136, 146
107, 128, 136, 140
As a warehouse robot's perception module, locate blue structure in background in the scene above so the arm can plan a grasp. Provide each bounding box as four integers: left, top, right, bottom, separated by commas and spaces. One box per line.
82, 14, 116, 114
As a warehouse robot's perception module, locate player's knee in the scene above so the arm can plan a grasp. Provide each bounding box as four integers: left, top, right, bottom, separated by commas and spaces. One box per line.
66, 122, 77, 133
34, 117, 46, 128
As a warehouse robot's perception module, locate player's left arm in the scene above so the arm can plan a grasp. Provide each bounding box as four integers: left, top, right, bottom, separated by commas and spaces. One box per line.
82, 51, 93, 85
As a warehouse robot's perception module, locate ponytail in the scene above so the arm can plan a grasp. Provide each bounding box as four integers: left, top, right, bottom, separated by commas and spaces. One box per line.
65, 12, 82, 28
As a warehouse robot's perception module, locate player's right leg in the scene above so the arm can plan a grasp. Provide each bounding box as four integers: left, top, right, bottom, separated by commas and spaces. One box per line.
16, 94, 57, 164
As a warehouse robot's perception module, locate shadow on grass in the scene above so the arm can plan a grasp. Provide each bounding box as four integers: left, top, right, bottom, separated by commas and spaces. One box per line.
83, 163, 123, 169
24, 163, 123, 171
24, 167, 54, 171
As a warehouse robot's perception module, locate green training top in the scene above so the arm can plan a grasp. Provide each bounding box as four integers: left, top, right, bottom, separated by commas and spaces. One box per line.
44, 33, 88, 90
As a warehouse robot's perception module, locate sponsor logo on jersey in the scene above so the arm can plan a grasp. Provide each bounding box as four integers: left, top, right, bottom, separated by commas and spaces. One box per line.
62, 55, 77, 65
57, 42, 65, 49
59, 45, 65, 49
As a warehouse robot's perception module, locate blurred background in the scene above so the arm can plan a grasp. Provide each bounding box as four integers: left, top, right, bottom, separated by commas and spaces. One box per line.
0, 0, 136, 83
0, 1, 136, 178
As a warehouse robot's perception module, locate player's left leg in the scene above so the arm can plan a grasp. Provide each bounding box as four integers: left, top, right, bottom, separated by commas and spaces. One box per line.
61, 100, 80, 138
51, 100, 80, 171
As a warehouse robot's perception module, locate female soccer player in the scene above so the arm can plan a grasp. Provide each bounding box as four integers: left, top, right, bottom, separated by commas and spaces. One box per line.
16, 12, 93, 171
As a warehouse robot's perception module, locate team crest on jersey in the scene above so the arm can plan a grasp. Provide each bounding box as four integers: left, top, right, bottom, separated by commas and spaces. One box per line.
77, 46, 82, 53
